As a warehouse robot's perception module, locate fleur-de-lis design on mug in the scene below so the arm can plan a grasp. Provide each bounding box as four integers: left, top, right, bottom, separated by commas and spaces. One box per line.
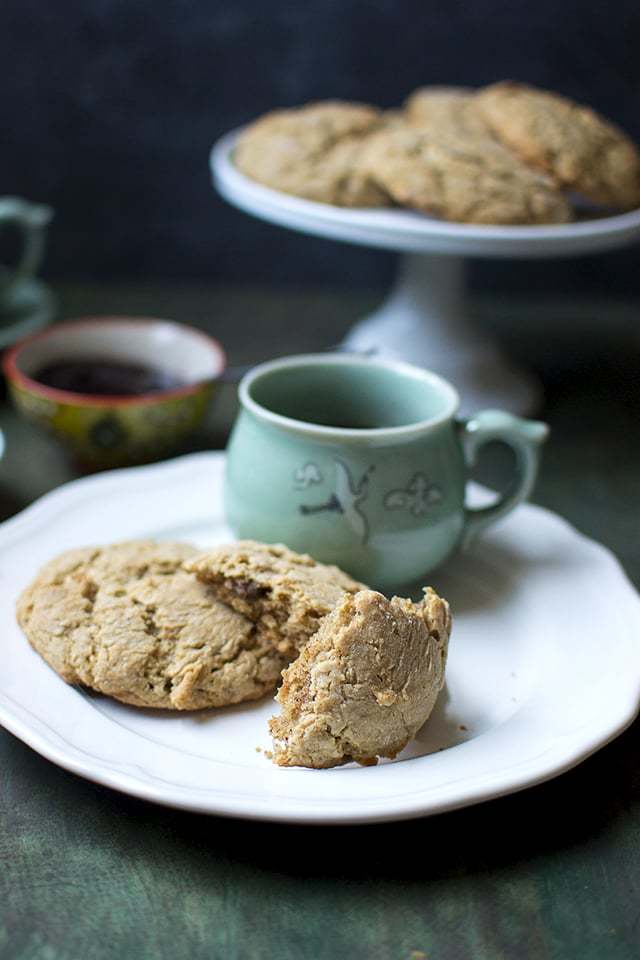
384, 472, 443, 517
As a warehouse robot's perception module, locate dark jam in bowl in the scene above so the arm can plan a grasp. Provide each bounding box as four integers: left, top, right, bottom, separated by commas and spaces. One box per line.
31, 358, 188, 396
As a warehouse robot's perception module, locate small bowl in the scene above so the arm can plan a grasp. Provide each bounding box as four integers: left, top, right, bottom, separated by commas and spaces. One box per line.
3, 316, 226, 469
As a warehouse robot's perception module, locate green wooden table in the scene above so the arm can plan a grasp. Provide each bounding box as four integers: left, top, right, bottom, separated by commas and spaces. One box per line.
1, 284, 639, 960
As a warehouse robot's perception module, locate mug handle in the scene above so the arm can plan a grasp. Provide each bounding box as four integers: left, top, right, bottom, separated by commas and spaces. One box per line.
459, 409, 549, 548
0, 197, 53, 299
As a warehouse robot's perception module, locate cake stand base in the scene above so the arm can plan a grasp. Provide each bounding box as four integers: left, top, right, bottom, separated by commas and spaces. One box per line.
341, 253, 541, 416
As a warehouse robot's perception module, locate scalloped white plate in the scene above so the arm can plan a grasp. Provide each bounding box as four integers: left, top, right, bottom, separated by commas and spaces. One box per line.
1, 452, 639, 823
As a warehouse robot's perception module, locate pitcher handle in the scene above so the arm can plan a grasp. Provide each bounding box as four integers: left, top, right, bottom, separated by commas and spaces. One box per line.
0, 197, 53, 300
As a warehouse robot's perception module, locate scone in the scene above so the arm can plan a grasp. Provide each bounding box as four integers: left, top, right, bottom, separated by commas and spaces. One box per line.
269, 587, 451, 768
185, 541, 365, 659
16, 541, 288, 710
234, 100, 391, 206
475, 81, 640, 210
405, 85, 489, 136
361, 124, 572, 224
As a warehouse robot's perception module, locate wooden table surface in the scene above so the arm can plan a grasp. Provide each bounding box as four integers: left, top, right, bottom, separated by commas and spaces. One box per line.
1, 283, 639, 960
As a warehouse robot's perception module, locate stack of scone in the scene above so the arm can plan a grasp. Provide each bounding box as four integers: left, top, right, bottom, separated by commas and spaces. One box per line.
16, 539, 451, 769
233, 81, 640, 224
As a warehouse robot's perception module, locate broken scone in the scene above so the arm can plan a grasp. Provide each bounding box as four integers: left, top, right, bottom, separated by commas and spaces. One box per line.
17, 540, 288, 710
269, 587, 451, 768
185, 541, 365, 659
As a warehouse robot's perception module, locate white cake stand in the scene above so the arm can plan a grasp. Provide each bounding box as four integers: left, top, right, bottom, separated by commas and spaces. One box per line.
211, 130, 640, 413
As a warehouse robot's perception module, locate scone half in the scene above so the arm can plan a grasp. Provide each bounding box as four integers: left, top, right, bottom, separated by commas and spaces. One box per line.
16, 540, 287, 710
269, 587, 451, 768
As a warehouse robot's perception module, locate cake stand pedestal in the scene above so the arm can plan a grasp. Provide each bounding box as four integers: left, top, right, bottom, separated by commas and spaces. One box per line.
339, 252, 540, 412
211, 130, 640, 414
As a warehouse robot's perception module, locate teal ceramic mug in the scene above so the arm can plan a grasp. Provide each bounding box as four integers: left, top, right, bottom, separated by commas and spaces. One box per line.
225, 354, 548, 589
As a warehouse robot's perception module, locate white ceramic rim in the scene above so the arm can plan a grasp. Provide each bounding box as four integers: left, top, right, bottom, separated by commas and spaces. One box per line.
239, 353, 461, 440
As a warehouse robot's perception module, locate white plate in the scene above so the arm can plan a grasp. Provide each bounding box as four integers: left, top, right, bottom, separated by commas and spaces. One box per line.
1, 452, 639, 824
211, 129, 640, 258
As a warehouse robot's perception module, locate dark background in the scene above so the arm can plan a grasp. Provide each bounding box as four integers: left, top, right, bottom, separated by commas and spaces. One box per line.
2, 0, 640, 294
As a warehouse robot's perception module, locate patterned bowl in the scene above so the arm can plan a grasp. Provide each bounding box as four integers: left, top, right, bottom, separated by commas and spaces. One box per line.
3, 316, 226, 469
